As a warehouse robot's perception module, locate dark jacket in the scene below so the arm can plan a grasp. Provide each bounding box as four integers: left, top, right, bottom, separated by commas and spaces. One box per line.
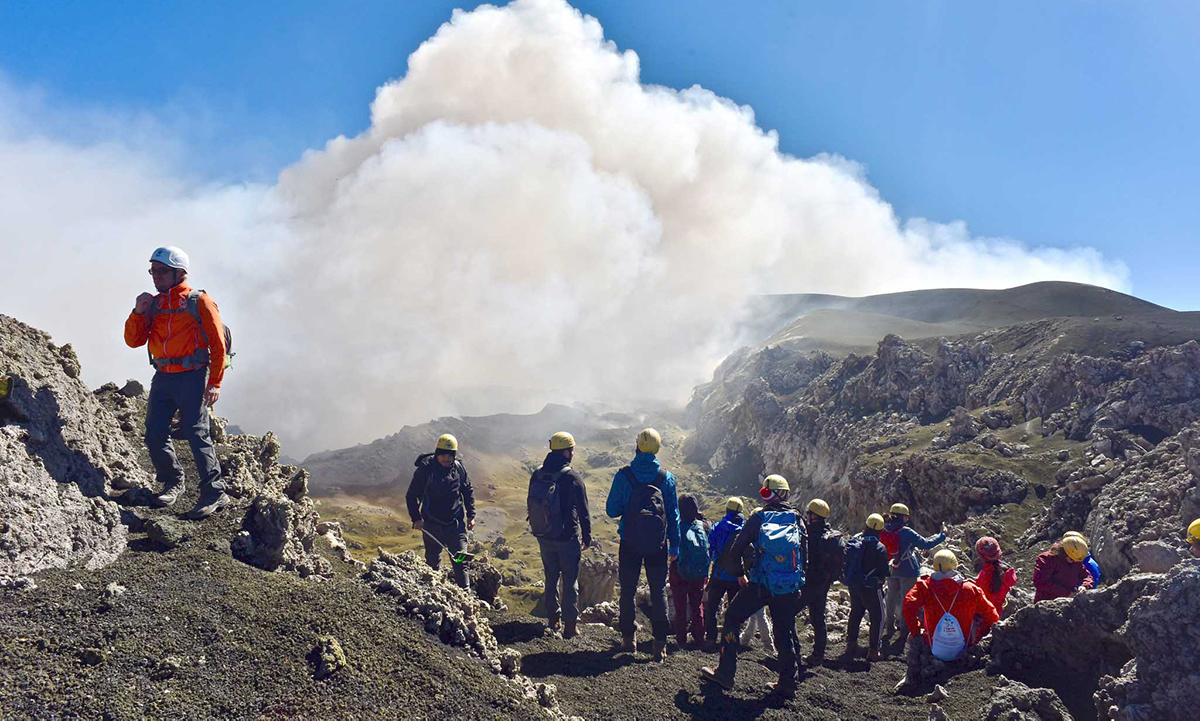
406, 453, 475, 526
884, 519, 946, 577
532, 451, 592, 546
855, 530, 892, 589
805, 518, 844, 587
1033, 549, 1092, 602
708, 512, 745, 582
720, 502, 804, 579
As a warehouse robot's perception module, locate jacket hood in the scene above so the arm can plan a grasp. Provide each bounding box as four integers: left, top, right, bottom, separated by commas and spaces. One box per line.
542, 451, 570, 472
628, 451, 662, 482
723, 511, 745, 526
931, 570, 965, 583
414, 452, 434, 467
885, 519, 907, 532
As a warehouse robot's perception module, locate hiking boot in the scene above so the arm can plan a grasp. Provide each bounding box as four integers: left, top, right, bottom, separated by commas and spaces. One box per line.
621, 635, 636, 653
867, 647, 882, 662
699, 667, 733, 691
803, 652, 824, 666
182, 490, 231, 520
562, 624, 578, 640
651, 641, 666, 663
769, 681, 797, 699
893, 675, 915, 695
840, 642, 860, 659
151, 483, 184, 508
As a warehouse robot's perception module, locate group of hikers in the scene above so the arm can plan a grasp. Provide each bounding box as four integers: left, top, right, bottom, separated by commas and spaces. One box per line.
126, 246, 1200, 699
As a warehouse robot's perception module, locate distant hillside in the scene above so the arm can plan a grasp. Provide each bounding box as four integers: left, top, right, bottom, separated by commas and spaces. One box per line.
741, 281, 1175, 356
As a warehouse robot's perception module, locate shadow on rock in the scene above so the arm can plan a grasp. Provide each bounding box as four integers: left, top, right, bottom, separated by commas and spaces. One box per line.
519, 648, 638, 679
674, 686, 784, 720
491, 619, 547, 645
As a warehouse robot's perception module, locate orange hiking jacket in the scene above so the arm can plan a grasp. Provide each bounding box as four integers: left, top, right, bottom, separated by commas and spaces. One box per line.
124, 281, 226, 388
903, 575, 1000, 648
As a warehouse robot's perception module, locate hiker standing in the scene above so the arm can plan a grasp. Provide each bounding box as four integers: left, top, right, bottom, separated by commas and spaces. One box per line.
703, 498, 746, 650
800, 498, 844, 665
670, 495, 710, 648
701, 475, 805, 699
881, 502, 947, 644
842, 514, 891, 661
527, 432, 592, 638
407, 434, 476, 590
124, 246, 231, 519
1032, 536, 1093, 602
896, 550, 998, 693
973, 536, 1017, 616
605, 428, 680, 662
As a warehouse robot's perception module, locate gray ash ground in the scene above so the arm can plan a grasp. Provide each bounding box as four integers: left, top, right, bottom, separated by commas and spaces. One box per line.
490, 611, 1001, 721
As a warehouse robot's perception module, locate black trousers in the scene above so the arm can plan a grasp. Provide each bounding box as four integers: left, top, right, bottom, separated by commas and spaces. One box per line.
618, 543, 668, 643
802, 580, 831, 657
715, 583, 801, 687
422, 520, 469, 589
145, 368, 223, 494
704, 577, 740, 643
847, 585, 884, 651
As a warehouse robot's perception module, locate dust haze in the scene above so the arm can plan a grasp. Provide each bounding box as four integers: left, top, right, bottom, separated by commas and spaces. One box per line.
0, 0, 1129, 455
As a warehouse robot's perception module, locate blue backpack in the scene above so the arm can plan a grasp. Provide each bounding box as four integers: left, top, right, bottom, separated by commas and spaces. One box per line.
708, 515, 743, 582
750, 510, 805, 596
844, 535, 886, 589
678, 520, 710, 580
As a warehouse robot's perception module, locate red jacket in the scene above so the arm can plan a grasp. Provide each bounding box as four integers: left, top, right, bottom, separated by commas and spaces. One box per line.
1032, 550, 1092, 602
124, 281, 226, 388
975, 561, 1018, 612
903, 576, 999, 648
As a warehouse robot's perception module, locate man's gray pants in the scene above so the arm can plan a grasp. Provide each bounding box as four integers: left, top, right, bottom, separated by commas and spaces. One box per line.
884, 575, 919, 637
145, 368, 223, 495
422, 520, 470, 590
538, 537, 582, 628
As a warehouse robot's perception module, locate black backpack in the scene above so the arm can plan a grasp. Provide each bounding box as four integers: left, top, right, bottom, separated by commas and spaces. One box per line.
821, 529, 847, 583
421, 458, 465, 525
528, 466, 570, 539
623, 467, 667, 554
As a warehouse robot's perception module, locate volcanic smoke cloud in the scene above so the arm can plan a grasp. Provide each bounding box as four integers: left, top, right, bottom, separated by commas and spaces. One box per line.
0, 0, 1128, 455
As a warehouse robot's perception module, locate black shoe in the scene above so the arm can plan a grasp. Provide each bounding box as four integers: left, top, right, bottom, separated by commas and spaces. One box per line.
621, 635, 636, 653
562, 624, 578, 640
700, 667, 733, 690
183, 491, 231, 520
151, 483, 185, 508
770, 681, 797, 699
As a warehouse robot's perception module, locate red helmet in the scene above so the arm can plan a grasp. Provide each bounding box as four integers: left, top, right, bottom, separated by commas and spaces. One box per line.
975, 536, 1001, 562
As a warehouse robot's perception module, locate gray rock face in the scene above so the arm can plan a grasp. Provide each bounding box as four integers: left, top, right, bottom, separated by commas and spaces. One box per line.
578, 549, 619, 611
0, 315, 148, 575
1130, 541, 1182, 574
984, 676, 1074, 721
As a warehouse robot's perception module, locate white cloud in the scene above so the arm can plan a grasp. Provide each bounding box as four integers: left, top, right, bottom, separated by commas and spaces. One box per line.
0, 0, 1130, 455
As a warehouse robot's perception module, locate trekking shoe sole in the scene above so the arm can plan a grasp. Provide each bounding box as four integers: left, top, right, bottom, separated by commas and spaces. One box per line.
699, 668, 733, 690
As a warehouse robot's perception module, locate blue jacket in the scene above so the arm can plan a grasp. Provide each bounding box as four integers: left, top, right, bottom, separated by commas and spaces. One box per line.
707, 511, 745, 582
884, 519, 945, 577
605, 451, 681, 557
1083, 554, 1102, 586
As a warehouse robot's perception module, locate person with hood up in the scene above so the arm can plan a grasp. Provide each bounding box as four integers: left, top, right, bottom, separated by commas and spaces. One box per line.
527, 432, 592, 639
881, 502, 947, 644
670, 494, 710, 648
973, 536, 1018, 616
1063, 531, 1102, 587
406, 434, 476, 590
700, 475, 806, 699
606, 428, 680, 662
895, 549, 999, 693
703, 497, 746, 650
1033, 536, 1093, 602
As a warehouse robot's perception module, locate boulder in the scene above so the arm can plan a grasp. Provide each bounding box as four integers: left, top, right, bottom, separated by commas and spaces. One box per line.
984, 675, 1073, 721
310, 636, 346, 680
1131, 541, 1182, 574
981, 408, 1014, 430
145, 518, 189, 550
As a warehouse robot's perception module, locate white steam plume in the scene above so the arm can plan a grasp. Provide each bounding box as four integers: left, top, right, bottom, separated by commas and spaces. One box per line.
0, 0, 1129, 455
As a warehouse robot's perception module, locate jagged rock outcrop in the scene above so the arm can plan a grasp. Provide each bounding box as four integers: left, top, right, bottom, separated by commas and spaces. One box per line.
578, 549, 619, 610
0, 315, 148, 576
1093, 561, 1200, 721
984, 676, 1074, 721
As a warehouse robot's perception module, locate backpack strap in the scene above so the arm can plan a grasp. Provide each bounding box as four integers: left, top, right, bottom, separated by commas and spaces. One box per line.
145, 289, 213, 371
934, 585, 962, 615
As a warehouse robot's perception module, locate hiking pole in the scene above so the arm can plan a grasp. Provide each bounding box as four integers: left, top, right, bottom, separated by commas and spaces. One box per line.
420, 526, 475, 565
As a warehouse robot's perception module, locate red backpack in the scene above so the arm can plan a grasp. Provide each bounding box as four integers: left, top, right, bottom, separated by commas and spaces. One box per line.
879, 529, 900, 560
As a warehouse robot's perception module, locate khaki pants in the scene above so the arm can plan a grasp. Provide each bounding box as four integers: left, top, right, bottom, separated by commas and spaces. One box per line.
884, 575, 918, 636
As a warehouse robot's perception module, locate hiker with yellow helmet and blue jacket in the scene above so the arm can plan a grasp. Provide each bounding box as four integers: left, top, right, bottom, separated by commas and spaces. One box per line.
881, 502, 947, 644
700, 474, 805, 699
703, 497, 746, 650
606, 428, 681, 662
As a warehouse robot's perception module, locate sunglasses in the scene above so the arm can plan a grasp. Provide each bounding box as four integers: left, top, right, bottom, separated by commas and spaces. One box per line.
149, 267, 177, 276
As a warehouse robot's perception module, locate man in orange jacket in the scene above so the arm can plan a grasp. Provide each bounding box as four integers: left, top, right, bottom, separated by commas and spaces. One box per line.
894, 549, 998, 692
124, 246, 229, 519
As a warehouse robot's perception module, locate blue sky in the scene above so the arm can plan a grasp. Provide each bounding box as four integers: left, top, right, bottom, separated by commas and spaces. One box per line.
2, 0, 1198, 309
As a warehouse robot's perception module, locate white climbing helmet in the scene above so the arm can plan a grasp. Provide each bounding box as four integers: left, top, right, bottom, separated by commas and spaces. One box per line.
149, 246, 190, 271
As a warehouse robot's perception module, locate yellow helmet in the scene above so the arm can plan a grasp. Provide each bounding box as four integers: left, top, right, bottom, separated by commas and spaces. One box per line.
1063, 530, 1088, 543
807, 499, 830, 518
1062, 536, 1089, 562
866, 513, 885, 531
1188, 518, 1200, 545
636, 428, 662, 455
726, 497, 745, 513
889, 503, 911, 516
763, 475, 790, 491
436, 434, 458, 452
932, 549, 958, 572
549, 431, 576, 451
